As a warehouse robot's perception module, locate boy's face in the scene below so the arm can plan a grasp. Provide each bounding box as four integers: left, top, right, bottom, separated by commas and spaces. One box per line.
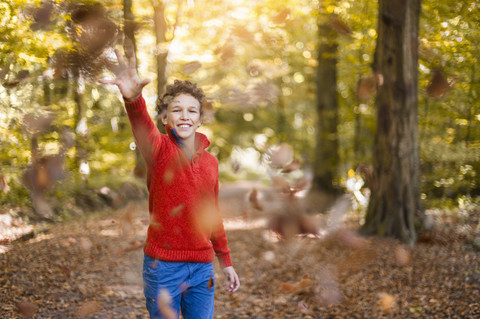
162, 93, 202, 142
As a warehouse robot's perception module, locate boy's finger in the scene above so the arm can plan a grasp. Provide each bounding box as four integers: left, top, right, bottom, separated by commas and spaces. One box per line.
124, 37, 136, 68
115, 48, 127, 68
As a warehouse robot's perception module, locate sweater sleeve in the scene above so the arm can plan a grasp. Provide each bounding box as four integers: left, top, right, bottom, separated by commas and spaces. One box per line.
210, 179, 233, 268
124, 95, 163, 167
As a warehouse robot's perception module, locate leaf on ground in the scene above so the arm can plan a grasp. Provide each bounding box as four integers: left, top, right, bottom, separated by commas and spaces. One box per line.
16, 300, 38, 318
77, 301, 102, 317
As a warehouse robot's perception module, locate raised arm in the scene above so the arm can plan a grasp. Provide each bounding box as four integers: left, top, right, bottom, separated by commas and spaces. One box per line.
99, 41, 161, 166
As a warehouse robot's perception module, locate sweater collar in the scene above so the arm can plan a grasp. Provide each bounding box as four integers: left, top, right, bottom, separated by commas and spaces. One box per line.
165, 124, 210, 152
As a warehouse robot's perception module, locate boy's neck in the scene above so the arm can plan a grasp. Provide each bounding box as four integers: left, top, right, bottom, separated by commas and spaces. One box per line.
181, 137, 196, 159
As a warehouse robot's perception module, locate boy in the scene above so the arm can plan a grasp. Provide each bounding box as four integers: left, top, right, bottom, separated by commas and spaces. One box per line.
100, 48, 240, 319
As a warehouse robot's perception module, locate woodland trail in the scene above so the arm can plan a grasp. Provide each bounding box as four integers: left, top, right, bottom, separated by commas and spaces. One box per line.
1, 191, 480, 318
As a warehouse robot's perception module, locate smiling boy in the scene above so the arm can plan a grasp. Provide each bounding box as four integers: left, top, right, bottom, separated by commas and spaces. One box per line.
100, 48, 239, 319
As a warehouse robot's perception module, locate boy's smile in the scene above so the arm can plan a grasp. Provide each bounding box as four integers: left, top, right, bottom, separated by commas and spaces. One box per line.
162, 93, 202, 145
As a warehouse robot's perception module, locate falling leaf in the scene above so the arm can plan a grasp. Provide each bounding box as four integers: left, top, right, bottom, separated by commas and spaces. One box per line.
426, 68, 451, 98
328, 15, 352, 36
290, 177, 310, 193
231, 25, 253, 41
335, 229, 367, 250
207, 275, 214, 290
280, 159, 302, 173
181, 61, 202, 74
79, 237, 92, 253
268, 144, 294, 169
231, 161, 241, 174
123, 240, 144, 252
163, 169, 175, 184
378, 292, 396, 312
270, 175, 291, 194
219, 45, 235, 63
22, 112, 55, 135
272, 8, 291, 24
16, 300, 38, 318
28, 1, 55, 31
77, 301, 102, 317
158, 289, 177, 319
250, 81, 280, 105
0, 176, 9, 195
394, 245, 411, 266
277, 274, 313, 294
356, 76, 377, 101
170, 204, 185, 217
248, 189, 263, 211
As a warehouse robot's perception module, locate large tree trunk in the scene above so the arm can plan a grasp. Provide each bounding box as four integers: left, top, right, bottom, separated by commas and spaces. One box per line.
362, 0, 421, 244
124, 0, 146, 178
314, 24, 340, 194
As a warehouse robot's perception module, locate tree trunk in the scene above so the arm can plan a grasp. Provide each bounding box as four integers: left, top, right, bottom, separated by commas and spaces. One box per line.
153, 0, 169, 132
362, 0, 421, 244
314, 24, 340, 194
124, 0, 146, 179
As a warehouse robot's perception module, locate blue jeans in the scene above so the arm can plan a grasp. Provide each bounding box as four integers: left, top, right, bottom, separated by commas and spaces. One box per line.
143, 254, 215, 319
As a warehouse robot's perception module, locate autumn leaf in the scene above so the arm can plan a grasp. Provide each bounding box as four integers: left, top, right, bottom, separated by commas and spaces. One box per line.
248, 189, 264, 211
181, 61, 202, 74
207, 275, 214, 290
378, 292, 396, 312
272, 8, 291, 24
426, 68, 451, 98
0, 176, 9, 195
356, 76, 377, 101
394, 245, 411, 266
280, 159, 302, 173
328, 14, 352, 36
270, 175, 291, 194
158, 289, 177, 319
268, 144, 294, 169
77, 301, 102, 317
170, 204, 185, 217
231, 25, 253, 41
16, 300, 38, 318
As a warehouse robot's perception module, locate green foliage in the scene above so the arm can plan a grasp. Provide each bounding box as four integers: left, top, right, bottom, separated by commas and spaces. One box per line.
0, 0, 479, 217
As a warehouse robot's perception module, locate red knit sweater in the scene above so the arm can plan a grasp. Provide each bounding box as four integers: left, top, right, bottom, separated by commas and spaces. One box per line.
124, 95, 232, 268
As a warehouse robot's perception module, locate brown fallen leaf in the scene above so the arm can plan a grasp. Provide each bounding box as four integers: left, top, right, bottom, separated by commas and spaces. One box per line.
78, 301, 102, 317
16, 300, 38, 318
378, 292, 396, 312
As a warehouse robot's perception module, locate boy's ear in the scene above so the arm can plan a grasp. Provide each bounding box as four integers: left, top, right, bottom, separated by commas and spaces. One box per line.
160, 109, 168, 125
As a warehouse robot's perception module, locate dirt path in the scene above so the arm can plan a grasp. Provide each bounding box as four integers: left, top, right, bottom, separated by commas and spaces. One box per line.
1, 199, 479, 318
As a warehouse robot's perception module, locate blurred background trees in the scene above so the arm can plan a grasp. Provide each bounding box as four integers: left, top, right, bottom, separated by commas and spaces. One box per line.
0, 0, 478, 238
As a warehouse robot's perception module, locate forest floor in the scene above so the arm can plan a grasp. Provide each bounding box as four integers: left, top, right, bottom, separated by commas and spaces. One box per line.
1, 187, 480, 318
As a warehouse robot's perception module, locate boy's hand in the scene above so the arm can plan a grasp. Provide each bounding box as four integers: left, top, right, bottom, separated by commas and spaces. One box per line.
222, 266, 240, 292
99, 38, 150, 101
